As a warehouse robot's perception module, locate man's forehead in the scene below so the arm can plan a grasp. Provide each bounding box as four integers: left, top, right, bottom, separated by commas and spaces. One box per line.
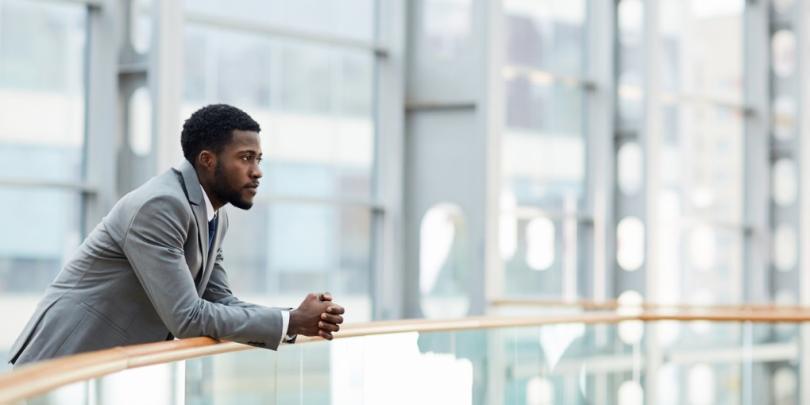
228, 130, 262, 151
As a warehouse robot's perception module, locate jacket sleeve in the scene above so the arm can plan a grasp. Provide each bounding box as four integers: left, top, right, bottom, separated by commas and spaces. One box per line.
202, 248, 253, 307
122, 195, 284, 349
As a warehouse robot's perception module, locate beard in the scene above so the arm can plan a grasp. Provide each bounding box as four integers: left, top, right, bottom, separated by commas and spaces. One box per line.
212, 162, 254, 210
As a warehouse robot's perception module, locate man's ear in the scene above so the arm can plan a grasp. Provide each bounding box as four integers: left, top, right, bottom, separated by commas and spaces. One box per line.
198, 150, 217, 171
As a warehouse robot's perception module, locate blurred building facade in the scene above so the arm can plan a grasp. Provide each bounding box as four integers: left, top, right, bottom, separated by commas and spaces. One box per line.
1, 2, 810, 399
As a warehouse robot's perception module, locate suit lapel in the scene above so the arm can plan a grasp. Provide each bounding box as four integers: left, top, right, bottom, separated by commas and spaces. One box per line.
197, 211, 224, 295
178, 161, 209, 283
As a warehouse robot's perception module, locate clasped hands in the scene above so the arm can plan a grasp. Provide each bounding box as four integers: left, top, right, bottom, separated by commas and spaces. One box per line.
288, 292, 345, 340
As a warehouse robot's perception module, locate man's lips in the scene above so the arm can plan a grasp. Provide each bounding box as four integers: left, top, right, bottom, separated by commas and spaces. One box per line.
245, 183, 259, 194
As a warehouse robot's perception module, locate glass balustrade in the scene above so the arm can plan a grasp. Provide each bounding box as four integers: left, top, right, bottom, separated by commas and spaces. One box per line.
18, 319, 802, 405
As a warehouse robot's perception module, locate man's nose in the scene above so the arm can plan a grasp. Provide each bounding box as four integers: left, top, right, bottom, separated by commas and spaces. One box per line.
251, 166, 263, 179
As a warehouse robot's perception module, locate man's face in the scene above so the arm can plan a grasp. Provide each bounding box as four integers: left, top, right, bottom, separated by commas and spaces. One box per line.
211, 130, 263, 210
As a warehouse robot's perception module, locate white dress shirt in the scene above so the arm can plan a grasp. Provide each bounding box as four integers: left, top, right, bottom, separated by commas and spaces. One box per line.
200, 184, 293, 345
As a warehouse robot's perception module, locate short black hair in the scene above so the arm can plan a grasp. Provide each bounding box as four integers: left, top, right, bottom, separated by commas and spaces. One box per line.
181, 104, 261, 166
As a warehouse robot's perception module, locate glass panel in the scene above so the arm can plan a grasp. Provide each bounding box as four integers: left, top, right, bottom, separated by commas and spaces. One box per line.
0, 188, 82, 368
772, 224, 797, 272
617, 0, 644, 132
617, 217, 645, 271
772, 95, 796, 141
502, 214, 581, 297
500, 1, 587, 303
772, 30, 797, 79
19, 321, 803, 404
772, 159, 797, 207
658, 0, 744, 101
0, 0, 86, 182
617, 142, 643, 196
502, 81, 584, 208
503, 0, 586, 74
184, 0, 375, 41
657, 225, 743, 307
220, 201, 372, 322
183, 25, 375, 201
659, 103, 744, 223
420, 204, 470, 318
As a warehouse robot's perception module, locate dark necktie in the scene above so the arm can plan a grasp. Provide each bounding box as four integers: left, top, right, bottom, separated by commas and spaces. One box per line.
208, 215, 218, 252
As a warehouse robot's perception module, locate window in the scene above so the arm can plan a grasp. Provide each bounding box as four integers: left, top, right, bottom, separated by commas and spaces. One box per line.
183, 4, 377, 320
500, 0, 588, 298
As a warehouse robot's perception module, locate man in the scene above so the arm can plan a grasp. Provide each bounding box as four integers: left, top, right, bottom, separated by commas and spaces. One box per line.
8, 104, 344, 366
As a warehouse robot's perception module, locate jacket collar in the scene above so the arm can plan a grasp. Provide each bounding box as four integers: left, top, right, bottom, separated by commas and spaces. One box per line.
178, 160, 204, 206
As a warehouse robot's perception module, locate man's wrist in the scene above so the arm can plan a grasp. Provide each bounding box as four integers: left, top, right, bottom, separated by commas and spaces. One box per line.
287, 308, 299, 336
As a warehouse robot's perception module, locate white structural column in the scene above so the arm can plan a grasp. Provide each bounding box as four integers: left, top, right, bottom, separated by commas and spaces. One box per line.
372, 0, 407, 320
743, 1, 770, 404
482, 0, 505, 310
152, 0, 184, 172
641, 0, 661, 403
585, 0, 616, 303
798, 0, 810, 402
402, 0, 496, 318
742, 0, 771, 307
83, 0, 122, 229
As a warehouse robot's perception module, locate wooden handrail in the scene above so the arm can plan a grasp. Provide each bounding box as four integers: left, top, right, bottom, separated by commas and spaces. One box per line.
3, 308, 810, 403
490, 298, 810, 312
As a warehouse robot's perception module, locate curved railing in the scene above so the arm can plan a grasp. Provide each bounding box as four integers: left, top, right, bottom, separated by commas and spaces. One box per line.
2, 306, 810, 404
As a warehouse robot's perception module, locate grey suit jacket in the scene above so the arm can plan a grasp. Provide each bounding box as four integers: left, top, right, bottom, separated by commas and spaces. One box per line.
8, 161, 285, 366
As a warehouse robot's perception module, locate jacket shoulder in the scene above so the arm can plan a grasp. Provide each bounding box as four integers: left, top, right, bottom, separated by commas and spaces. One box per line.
105, 171, 193, 235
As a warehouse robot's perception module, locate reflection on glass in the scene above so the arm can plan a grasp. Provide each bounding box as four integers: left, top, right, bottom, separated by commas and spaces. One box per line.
660, 104, 744, 223
502, 81, 585, 208
22, 321, 803, 404
0, 188, 81, 293
617, 290, 644, 345
684, 227, 742, 305
504, 0, 586, 73
618, 0, 643, 37
219, 201, 371, 317
772, 30, 796, 78
184, 0, 375, 41
422, 0, 472, 60
184, 26, 374, 200
772, 96, 796, 141
503, 214, 582, 297
658, 0, 743, 101
688, 225, 716, 271
131, 0, 152, 54
500, 191, 518, 261
618, 0, 644, 131
617, 217, 644, 271
618, 380, 644, 405
772, 159, 797, 206
773, 366, 798, 404
773, 0, 795, 14
525, 376, 554, 405
618, 142, 643, 196
0, 0, 86, 182
687, 363, 715, 405
420, 204, 470, 318
525, 217, 555, 271
500, 0, 587, 303
772, 225, 797, 272
128, 87, 152, 156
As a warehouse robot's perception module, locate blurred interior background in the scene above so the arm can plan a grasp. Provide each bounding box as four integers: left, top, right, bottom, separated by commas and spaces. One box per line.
1, 0, 809, 398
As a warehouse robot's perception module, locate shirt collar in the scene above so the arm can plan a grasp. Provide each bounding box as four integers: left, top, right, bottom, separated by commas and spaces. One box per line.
199, 184, 217, 222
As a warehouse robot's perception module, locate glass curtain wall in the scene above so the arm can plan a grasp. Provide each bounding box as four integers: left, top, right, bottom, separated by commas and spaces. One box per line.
0, 0, 88, 370
499, 0, 589, 299
182, 0, 378, 321
615, 0, 746, 307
